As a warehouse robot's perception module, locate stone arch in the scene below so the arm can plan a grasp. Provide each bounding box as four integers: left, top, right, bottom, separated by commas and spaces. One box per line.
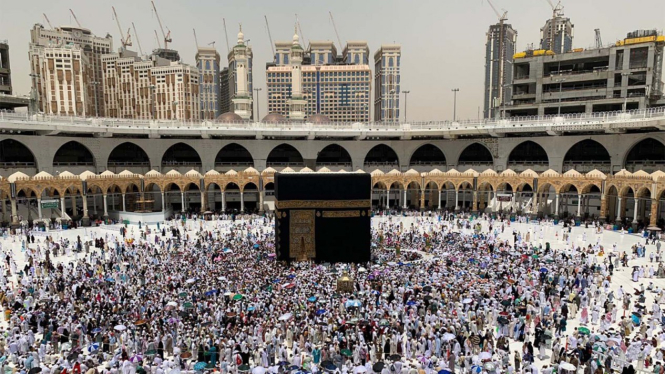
624, 138, 665, 172
563, 139, 611, 172
0, 139, 38, 168
458, 143, 493, 165
364, 144, 399, 167
108, 142, 150, 167
508, 141, 549, 169
316, 144, 352, 167
215, 143, 254, 167
162, 143, 202, 168
266, 144, 304, 167
53, 141, 95, 166
409, 144, 446, 167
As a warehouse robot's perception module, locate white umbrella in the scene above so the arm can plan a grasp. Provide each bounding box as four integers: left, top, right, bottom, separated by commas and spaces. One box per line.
186, 278, 196, 284
478, 352, 492, 360
114, 325, 126, 331
252, 367, 266, 374
353, 366, 367, 374
278, 313, 292, 321
442, 333, 456, 341
462, 298, 473, 304
559, 362, 576, 371
167, 301, 178, 307
358, 267, 367, 273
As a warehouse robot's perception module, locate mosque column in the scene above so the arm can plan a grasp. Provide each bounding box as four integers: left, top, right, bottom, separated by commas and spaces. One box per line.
419, 189, 425, 211
554, 193, 560, 217
1, 198, 5, 221
403, 189, 408, 209
385, 188, 390, 209
240, 190, 245, 212
60, 197, 66, 217
37, 198, 42, 219
161, 192, 166, 212
616, 197, 623, 223
633, 197, 640, 223
438, 190, 442, 210
82, 194, 89, 219
599, 194, 607, 219
472, 191, 478, 212
122, 193, 126, 212
650, 200, 659, 227
259, 189, 265, 214
222, 191, 226, 211
103, 195, 108, 217
180, 192, 185, 212
531, 193, 539, 216
577, 194, 582, 217
10, 197, 17, 224
455, 189, 459, 211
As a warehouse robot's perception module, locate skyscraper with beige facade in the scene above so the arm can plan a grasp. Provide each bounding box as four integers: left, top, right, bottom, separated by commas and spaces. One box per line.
29, 24, 112, 116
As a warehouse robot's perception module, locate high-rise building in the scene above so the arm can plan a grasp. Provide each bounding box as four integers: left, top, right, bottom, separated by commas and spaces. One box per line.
196, 46, 221, 120
483, 22, 517, 119
29, 24, 112, 116
152, 63, 200, 121
225, 28, 253, 120
540, 13, 574, 54
266, 34, 372, 122
373, 45, 401, 122
29, 44, 92, 116
219, 67, 230, 115
101, 50, 200, 121
0, 41, 10, 95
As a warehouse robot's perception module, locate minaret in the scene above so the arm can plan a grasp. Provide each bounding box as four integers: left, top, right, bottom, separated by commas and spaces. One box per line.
287, 26, 306, 120
232, 25, 253, 120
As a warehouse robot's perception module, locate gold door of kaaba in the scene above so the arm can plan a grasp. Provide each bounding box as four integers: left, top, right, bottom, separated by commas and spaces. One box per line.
289, 210, 316, 261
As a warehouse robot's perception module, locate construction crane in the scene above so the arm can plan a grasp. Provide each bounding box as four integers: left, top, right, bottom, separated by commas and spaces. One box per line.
264, 16, 275, 57
485, 0, 509, 117
594, 28, 603, 48
151, 1, 172, 49
154, 30, 162, 49
296, 14, 306, 47
193, 29, 199, 48
329, 12, 342, 49
112, 7, 132, 51
42, 13, 53, 29
69, 9, 82, 27
223, 18, 230, 54
544, 0, 563, 52
208, 41, 216, 48
132, 22, 144, 55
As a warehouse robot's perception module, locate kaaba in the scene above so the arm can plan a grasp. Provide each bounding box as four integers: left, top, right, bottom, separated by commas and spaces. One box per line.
274, 173, 371, 263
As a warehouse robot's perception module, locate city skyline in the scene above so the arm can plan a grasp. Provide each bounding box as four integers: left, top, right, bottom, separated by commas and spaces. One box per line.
1, 0, 664, 121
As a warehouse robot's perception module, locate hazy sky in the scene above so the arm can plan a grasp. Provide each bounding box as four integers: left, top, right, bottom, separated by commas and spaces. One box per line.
1, 0, 664, 121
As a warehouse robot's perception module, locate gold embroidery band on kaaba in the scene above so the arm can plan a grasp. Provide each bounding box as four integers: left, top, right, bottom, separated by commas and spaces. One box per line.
321, 210, 361, 218
275, 200, 371, 209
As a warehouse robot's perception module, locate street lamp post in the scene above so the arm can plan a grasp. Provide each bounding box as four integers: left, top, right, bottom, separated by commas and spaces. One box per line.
451, 88, 459, 122
254, 88, 262, 121
402, 90, 410, 122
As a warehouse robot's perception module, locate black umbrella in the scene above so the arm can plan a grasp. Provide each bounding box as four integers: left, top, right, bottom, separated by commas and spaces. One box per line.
389, 354, 401, 361
423, 286, 432, 292
29, 368, 42, 374
373, 362, 385, 372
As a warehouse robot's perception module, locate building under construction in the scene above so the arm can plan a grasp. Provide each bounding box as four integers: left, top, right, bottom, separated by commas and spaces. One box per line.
507, 30, 665, 117
483, 22, 518, 119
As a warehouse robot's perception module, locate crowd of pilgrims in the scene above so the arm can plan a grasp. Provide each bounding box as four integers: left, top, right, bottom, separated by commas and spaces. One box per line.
0, 212, 662, 374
